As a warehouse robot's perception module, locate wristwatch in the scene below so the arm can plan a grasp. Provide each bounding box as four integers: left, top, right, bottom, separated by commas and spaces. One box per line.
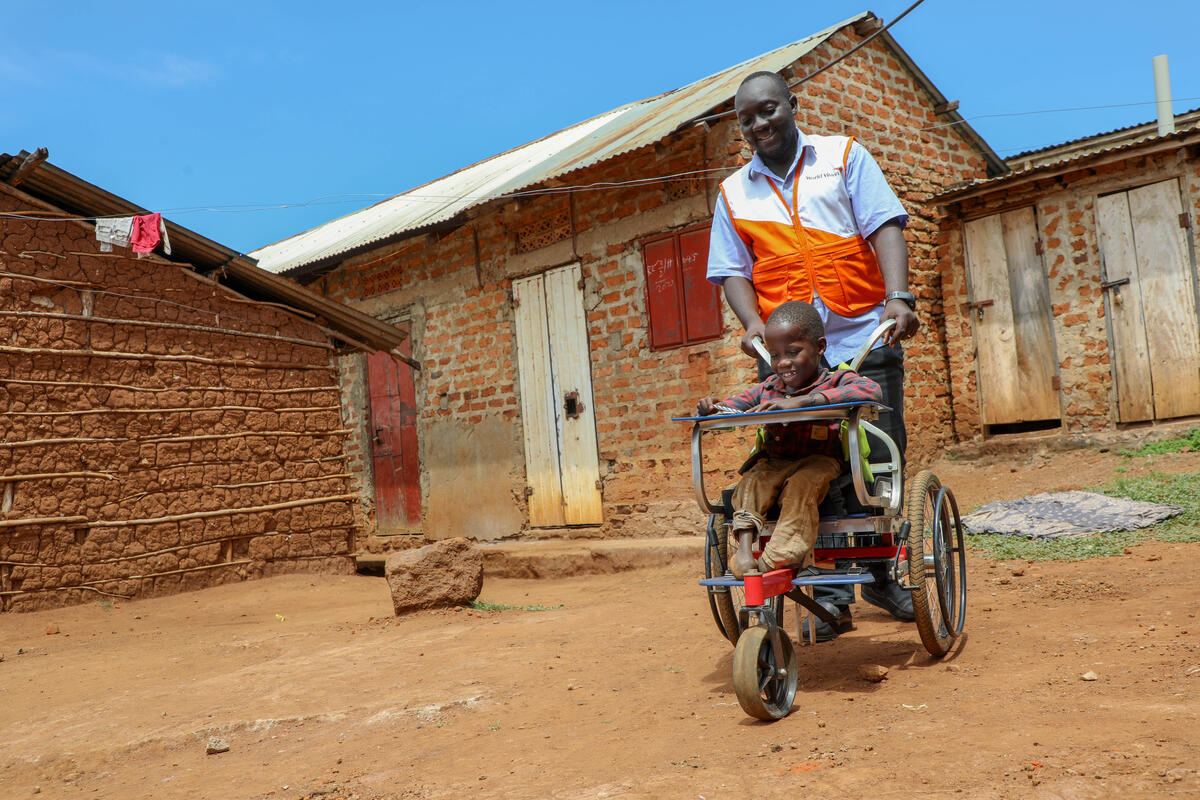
885, 291, 917, 309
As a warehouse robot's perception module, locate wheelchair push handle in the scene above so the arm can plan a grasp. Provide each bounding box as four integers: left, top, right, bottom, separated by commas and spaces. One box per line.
848, 318, 897, 372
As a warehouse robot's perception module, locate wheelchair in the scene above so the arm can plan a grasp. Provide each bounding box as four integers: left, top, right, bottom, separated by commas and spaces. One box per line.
677, 321, 967, 720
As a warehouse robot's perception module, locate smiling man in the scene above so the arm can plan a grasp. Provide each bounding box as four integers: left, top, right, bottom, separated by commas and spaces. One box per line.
706, 70, 918, 639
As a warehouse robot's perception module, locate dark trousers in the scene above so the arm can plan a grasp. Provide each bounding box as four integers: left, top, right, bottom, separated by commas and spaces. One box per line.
757, 345, 907, 607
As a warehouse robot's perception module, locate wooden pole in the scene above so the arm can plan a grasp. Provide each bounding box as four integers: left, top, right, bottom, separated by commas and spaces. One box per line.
0, 344, 334, 371
0, 310, 334, 350
86, 493, 357, 527
0, 472, 115, 482
0, 515, 89, 528
5, 405, 340, 418
1, 429, 351, 449
1, 378, 336, 394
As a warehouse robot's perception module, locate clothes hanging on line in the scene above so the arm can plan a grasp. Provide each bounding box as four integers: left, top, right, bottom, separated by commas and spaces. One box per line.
94, 216, 134, 252
129, 212, 171, 256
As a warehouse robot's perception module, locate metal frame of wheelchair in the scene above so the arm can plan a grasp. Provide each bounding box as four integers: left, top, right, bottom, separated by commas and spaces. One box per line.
682, 322, 968, 720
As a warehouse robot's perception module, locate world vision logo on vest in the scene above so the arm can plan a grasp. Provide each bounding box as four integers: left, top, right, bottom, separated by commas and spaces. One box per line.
804, 169, 842, 181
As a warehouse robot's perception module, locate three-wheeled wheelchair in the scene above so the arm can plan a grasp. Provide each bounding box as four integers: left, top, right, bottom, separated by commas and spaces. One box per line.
676, 322, 967, 720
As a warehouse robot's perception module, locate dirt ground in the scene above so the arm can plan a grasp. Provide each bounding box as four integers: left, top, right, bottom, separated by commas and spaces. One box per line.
2, 446, 1199, 799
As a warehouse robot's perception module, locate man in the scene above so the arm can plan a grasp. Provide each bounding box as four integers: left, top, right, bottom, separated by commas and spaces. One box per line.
706, 70, 919, 639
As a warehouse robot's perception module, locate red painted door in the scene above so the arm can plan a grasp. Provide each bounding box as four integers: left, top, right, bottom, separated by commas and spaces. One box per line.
366, 330, 421, 531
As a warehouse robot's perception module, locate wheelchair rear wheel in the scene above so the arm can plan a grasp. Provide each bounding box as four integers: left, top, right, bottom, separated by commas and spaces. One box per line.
905, 470, 956, 657
732, 625, 798, 720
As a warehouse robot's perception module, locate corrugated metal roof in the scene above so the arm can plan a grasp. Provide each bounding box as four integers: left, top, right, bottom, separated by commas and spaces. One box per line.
936, 117, 1200, 203
250, 14, 871, 275
1005, 106, 1200, 166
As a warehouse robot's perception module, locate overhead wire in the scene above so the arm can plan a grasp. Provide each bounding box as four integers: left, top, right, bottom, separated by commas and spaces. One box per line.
921, 96, 1200, 131
0, 166, 737, 224
1, 0, 1191, 230
688, 0, 928, 127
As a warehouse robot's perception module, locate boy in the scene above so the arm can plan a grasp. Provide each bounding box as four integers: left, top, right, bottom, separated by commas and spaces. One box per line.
697, 300, 882, 577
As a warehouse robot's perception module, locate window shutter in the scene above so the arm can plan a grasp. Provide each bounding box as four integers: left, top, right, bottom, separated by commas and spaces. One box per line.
642, 237, 684, 349
678, 227, 722, 341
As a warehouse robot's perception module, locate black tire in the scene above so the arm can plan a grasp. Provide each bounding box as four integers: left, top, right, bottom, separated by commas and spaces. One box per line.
905, 470, 955, 657
709, 522, 783, 645
732, 625, 798, 720
932, 487, 967, 636
704, 515, 731, 640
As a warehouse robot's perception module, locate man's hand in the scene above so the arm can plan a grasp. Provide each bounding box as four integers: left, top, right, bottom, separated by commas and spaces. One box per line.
881, 299, 919, 346
740, 319, 767, 359
696, 397, 719, 416
722, 277, 768, 361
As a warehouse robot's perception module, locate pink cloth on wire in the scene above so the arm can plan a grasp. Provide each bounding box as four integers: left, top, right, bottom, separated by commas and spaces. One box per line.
130, 212, 163, 253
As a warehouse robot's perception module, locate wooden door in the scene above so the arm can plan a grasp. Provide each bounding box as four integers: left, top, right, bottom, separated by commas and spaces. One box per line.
513, 264, 603, 526
963, 207, 1060, 426
1096, 179, 1200, 422
366, 327, 421, 531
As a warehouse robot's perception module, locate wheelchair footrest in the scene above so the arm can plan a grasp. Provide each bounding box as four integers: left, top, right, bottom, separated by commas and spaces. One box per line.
699, 572, 877, 589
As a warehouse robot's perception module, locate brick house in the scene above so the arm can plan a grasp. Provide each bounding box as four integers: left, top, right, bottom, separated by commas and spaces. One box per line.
0, 150, 408, 611
250, 12, 1005, 546
936, 110, 1200, 439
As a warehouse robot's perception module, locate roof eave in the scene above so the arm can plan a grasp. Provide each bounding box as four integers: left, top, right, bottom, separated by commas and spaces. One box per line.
0, 151, 409, 354
934, 129, 1200, 206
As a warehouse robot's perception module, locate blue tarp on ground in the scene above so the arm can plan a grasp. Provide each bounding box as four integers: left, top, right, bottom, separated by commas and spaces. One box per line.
962, 490, 1182, 540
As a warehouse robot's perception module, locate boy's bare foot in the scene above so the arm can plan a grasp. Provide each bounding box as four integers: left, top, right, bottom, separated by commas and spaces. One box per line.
730, 529, 757, 578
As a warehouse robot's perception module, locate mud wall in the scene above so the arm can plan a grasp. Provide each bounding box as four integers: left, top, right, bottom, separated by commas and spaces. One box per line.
0, 187, 358, 612
309, 26, 990, 543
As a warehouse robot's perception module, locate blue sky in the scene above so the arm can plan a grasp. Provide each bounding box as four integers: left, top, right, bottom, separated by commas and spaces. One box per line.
5, 1, 1197, 255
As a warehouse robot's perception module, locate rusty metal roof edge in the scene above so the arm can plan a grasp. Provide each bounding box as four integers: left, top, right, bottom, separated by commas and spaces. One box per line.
2, 152, 407, 353
250, 15, 868, 275
1005, 106, 1200, 163
933, 127, 1200, 204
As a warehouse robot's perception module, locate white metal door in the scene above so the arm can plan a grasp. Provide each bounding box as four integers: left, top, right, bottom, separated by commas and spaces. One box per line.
513, 264, 603, 526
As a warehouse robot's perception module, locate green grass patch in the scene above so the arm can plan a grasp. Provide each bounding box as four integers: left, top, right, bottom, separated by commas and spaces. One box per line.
967, 470, 1200, 562
468, 600, 565, 612
1119, 427, 1200, 457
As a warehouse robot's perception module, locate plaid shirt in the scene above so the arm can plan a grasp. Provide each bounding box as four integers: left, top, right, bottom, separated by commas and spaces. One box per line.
720, 368, 882, 462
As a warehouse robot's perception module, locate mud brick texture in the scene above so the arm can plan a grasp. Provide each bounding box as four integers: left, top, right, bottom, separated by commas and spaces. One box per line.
0, 188, 358, 612
298, 29, 992, 545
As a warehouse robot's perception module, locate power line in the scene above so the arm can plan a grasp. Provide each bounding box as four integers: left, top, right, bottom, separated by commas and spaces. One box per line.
688, 0, 928, 127
921, 96, 1200, 131
0, 166, 738, 224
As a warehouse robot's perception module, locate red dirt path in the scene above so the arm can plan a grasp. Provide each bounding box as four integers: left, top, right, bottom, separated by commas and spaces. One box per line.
2, 447, 1198, 799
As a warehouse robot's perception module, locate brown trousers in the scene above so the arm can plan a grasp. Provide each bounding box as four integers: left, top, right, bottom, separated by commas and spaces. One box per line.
731, 455, 842, 571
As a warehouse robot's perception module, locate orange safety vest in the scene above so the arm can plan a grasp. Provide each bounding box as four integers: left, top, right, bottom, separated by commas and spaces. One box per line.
718, 135, 885, 319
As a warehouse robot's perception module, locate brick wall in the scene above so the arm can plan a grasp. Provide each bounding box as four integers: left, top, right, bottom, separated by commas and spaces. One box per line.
0, 188, 358, 611
310, 27, 991, 543
941, 147, 1200, 435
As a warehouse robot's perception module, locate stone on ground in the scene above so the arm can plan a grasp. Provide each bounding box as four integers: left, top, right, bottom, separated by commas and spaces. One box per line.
385, 538, 483, 614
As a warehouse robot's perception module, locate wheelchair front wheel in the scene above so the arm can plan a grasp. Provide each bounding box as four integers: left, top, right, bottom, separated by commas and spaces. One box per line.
732, 625, 797, 720
709, 520, 783, 645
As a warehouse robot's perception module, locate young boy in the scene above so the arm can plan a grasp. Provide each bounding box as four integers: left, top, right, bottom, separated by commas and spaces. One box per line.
697, 300, 882, 577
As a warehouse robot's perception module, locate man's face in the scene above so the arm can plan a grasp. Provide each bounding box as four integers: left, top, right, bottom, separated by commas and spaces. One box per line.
765, 321, 824, 390
734, 76, 799, 164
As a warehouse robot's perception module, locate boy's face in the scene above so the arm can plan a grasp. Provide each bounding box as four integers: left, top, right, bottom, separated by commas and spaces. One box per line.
765, 321, 825, 390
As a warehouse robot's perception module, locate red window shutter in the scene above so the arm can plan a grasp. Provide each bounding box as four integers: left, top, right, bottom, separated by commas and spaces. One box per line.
678, 227, 722, 341
642, 237, 684, 349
